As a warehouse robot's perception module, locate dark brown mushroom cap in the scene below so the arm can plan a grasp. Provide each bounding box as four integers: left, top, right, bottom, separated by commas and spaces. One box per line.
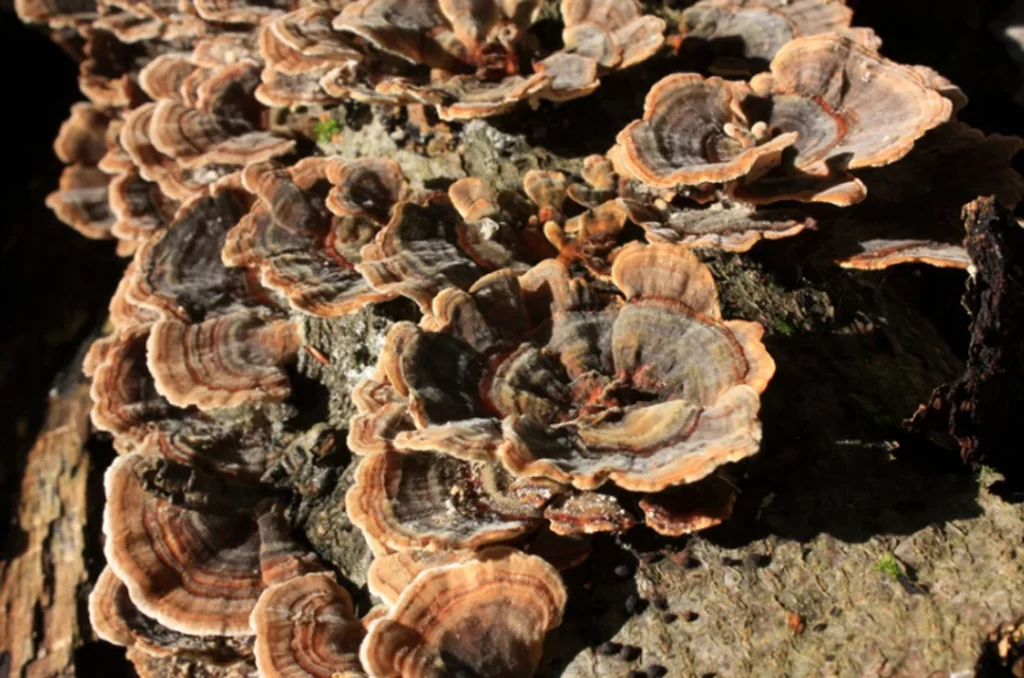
146, 311, 301, 411
103, 454, 266, 636
127, 189, 259, 322
638, 474, 737, 536
360, 547, 566, 678
222, 157, 406, 317
357, 241, 773, 494
747, 34, 953, 176
345, 449, 543, 552
89, 326, 172, 445
680, 0, 857, 64
609, 73, 798, 189
109, 171, 180, 246
250, 573, 365, 678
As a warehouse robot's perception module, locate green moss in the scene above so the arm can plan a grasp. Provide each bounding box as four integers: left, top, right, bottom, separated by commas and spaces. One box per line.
314, 116, 342, 144
875, 553, 903, 579
772, 319, 795, 337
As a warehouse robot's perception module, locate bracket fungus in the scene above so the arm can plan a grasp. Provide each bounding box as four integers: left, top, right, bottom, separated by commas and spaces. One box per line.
347, 241, 772, 548
250, 572, 366, 678
360, 548, 566, 678
26, 0, 1024, 672
611, 35, 952, 207
678, 0, 871, 69
326, 0, 664, 119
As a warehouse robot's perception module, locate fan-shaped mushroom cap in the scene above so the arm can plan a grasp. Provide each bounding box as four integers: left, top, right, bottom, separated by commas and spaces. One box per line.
146, 311, 301, 411
250, 572, 365, 678
345, 450, 543, 552
222, 157, 407, 317
497, 245, 772, 492
731, 34, 953, 205
193, 33, 261, 68
192, 0, 291, 24
149, 100, 294, 170
560, 0, 665, 70
366, 550, 478, 606
89, 566, 256, 659
609, 73, 798, 189
89, 326, 171, 443
752, 35, 952, 172
619, 198, 812, 253
357, 200, 483, 311
103, 454, 266, 636
54, 103, 110, 165
360, 547, 566, 678
680, 0, 858, 64
45, 165, 116, 239
357, 242, 772, 495
128, 190, 258, 322
139, 53, 197, 102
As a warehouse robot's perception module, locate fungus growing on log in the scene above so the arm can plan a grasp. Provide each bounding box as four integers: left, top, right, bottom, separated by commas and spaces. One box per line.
360, 548, 566, 678
102, 454, 268, 636
608, 73, 798, 190
250, 572, 366, 678
345, 449, 544, 552
103, 455, 320, 636
679, 0, 869, 68
222, 157, 408, 316
328, 0, 664, 119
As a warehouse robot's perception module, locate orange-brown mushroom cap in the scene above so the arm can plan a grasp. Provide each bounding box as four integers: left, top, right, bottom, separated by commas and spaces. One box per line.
103, 454, 266, 636
146, 311, 301, 411
360, 547, 566, 678
609, 73, 797, 189
345, 449, 543, 552
680, 0, 859, 64
250, 572, 365, 678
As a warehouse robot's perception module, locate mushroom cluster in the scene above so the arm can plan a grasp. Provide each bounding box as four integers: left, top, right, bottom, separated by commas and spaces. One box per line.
20, 0, 1024, 674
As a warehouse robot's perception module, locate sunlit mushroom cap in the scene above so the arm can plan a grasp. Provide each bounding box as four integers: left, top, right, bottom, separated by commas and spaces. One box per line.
222, 157, 407, 317
609, 73, 798, 189
146, 311, 301, 411
89, 566, 255, 659
680, 0, 859, 64
355, 241, 773, 496
102, 454, 266, 636
345, 449, 543, 552
360, 547, 566, 678
250, 572, 365, 678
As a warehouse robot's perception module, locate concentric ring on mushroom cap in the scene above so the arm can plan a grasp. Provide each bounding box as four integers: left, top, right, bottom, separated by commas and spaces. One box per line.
102, 454, 265, 636
360, 547, 566, 678
345, 449, 543, 552
250, 572, 365, 678
609, 73, 798, 189
749, 34, 952, 174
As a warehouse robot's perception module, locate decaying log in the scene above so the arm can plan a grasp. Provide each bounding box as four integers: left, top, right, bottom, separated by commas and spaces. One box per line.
0, 381, 94, 677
